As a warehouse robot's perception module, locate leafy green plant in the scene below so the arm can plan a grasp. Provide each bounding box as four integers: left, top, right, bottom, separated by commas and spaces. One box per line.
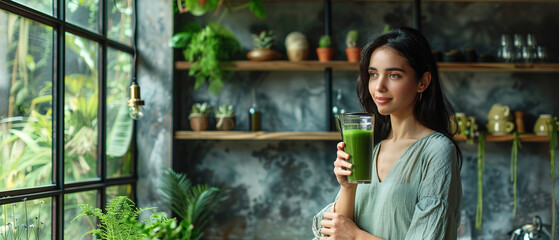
72, 196, 184, 240
215, 104, 234, 116
189, 102, 211, 116
345, 30, 359, 48
173, 0, 266, 19
171, 22, 240, 95
318, 35, 331, 48
252, 30, 276, 49
159, 169, 226, 240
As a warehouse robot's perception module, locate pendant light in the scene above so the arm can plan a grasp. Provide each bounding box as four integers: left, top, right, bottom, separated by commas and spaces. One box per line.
127, 0, 144, 120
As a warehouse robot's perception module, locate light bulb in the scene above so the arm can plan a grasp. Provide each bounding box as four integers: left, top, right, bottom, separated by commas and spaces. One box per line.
129, 105, 144, 120
128, 80, 145, 120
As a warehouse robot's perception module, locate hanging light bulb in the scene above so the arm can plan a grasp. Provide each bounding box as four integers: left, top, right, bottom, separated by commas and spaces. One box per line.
128, 78, 145, 119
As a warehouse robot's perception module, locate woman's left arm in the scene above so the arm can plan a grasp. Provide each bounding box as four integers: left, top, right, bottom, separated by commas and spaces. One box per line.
404, 142, 461, 240
320, 212, 384, 240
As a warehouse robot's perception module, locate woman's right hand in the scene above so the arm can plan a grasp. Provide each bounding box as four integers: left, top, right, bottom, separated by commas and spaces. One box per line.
334, 142, 355, 189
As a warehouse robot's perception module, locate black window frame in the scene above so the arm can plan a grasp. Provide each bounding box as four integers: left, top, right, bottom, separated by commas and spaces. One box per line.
0, 0, 137, 239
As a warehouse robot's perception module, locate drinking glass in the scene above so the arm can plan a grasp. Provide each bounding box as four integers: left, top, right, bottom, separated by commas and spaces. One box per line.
339, 113, 374, 184
536, 46, 547, 63
501, 46, 513, 63
522, 46, 532, 63
513, 34, 524, 62
500, 34, 511, 47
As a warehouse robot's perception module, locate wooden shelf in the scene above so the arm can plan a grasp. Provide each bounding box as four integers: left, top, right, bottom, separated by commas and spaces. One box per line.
176, 131, 550, 142
454, 134, 549, 142
175, 61, 559, 72
175, 131, 341, 140
230, 0, 556, 2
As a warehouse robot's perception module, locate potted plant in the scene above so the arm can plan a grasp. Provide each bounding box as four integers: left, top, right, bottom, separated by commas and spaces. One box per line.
170, 22, 241, 96
189, 102, 211, 131
345, 30, 360, 62
316, 35, 333, 62
247, 30, 282, 61
215, 104, 235, 131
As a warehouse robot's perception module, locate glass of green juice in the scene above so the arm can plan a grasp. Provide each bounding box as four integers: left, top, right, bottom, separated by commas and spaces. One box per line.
339, 113, 374, 184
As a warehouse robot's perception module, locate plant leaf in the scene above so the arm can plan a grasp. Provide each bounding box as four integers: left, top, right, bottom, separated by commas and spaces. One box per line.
248, 0, 266, 18
106, 103, 133, 157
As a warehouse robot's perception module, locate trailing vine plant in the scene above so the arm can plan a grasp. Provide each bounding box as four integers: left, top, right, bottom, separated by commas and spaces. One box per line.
549, 117, 557, 240
476, 132, 485, 230
510, 131, 521, 217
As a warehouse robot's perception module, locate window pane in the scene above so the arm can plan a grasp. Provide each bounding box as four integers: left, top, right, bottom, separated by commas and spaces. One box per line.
64, 190, 96, 240
64, 33, 99, 183
107, 0, 133, 45
106, 48, 132, 178
0, 11, 53, 190
66, 0, 99, 33
106, 184, 132, 204
11, 0, 53, 16
0, 197, 52, 240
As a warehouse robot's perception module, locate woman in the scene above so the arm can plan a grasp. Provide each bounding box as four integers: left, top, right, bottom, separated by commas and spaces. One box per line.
312, 27, 462, 240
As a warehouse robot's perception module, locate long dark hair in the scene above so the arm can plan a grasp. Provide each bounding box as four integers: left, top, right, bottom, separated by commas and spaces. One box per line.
357, 27, 462, 168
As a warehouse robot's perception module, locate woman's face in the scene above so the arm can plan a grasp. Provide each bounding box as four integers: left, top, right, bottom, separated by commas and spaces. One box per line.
368, 46, 420, 117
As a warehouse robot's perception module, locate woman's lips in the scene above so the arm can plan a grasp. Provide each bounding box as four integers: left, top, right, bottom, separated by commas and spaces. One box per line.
375, 97, 392, 104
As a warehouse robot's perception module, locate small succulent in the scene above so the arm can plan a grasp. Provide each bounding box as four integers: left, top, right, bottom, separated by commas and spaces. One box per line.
216, 104, 235, 116
190, 102, 211, 115
346, 30, 359, 48
318, 35, 331, 48
252, 30, 276, 49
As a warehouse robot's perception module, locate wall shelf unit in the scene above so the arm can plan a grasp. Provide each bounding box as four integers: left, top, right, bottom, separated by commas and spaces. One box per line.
176, 131, 550, 142
175, 61, 559, 72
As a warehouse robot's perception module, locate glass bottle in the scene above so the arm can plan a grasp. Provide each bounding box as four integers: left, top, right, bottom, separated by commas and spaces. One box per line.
249, 88, 261, 131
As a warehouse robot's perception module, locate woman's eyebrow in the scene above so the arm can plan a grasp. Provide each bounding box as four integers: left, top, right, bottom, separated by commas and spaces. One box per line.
368, 66, 406, 72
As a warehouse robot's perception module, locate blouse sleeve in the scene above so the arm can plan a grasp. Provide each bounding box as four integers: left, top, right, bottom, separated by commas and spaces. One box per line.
404, 140, 461, 240
312, 202, 335, 240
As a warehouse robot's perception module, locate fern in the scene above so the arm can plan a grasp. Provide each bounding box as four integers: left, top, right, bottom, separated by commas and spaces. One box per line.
72, 196, 154, 240
160, 169, 226, 240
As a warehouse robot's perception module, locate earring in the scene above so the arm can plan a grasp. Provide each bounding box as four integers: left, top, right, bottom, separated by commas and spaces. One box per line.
418, 92, 423, 102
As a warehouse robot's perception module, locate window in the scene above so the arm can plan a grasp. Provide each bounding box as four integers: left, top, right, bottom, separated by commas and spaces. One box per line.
0, 0, 136, 239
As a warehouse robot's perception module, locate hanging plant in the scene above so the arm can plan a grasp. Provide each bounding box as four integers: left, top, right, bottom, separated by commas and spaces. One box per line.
548, 117, 557, 240
510, 131, 521, 217
173, 0, 266, 18
476, 132, 485, 230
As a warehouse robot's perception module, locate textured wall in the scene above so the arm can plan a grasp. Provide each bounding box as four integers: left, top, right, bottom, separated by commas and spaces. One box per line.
136, 0, 173, 212
172, 1, 559, 240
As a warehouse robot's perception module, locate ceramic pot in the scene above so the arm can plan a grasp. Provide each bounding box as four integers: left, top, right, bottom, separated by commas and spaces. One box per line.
216, 114, 235, 131
488, 103, 511, 121
189, 114, 209, 131
345, 48, 361, 62
533, 114, 559, 136
285, 32, 308, 62
287, 49, 308, 61
316, 48, 333, 62
247, 49, 282, 61
455, 112, 476, 135
486, 120, 514, 135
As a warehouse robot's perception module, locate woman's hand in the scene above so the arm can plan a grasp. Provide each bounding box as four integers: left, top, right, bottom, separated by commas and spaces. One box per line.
334, 142, 355, 189
319, 211, 360, 240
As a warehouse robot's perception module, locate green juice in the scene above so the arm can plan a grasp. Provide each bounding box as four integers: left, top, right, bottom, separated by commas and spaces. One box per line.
343, 129, 373, 183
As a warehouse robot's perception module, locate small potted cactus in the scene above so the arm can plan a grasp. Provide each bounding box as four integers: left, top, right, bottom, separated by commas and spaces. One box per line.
215, 104, 235, 131
247, 30, 282, 61
189, 102, 211, 131
345, 30, 360, 62
316, 35, 333, 62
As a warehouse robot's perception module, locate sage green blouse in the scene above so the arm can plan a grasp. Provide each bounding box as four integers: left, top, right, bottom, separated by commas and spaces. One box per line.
312, 132, 462, 240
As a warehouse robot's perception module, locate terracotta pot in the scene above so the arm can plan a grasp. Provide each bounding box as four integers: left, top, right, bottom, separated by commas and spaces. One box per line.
198, 0, 207, 6
216, 115, 235, 131
345, 48, 361, 62
287, 49, 308, 62
189, 115, 209, 131
247, 49, 282, 61
316, 48, 333, 62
